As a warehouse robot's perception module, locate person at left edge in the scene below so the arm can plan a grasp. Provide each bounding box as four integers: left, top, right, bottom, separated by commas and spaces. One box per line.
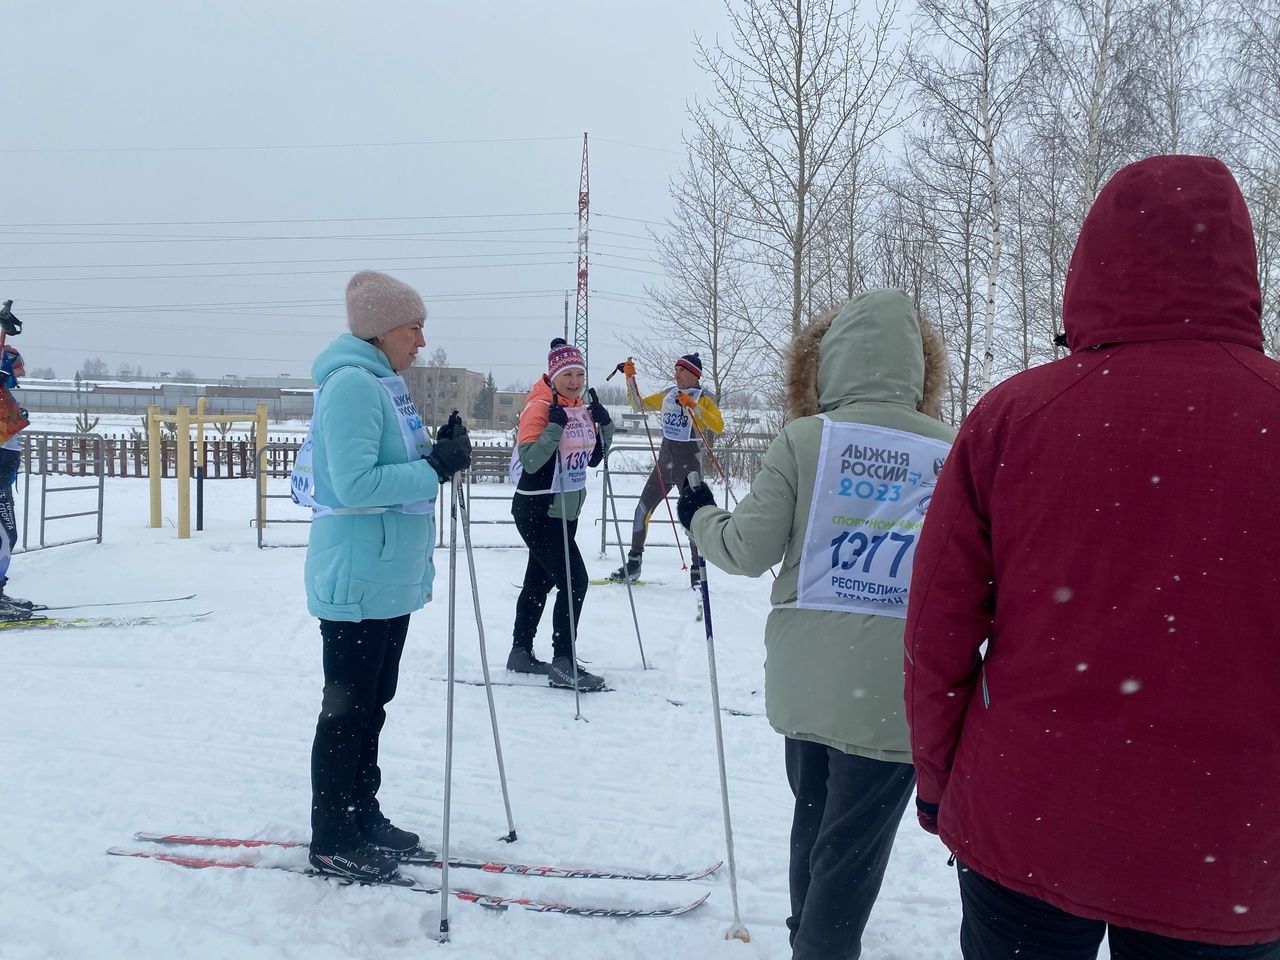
0, 344, 33, 619
299, 270, 471, 883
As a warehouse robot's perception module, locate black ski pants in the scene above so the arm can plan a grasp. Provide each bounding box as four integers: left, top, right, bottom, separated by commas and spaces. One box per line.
957, 862, 1280, 960
512, 493, 587, 661
785, 736, 916, 960
631, 437, 701, 561
0, 447, 20, 583
310, 614, 409, 851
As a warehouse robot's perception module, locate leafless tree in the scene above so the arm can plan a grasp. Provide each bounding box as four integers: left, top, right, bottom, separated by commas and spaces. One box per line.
907, 0, 1042, 392
696, 0, 906, 342
628, 127, 761, 404
1220, 0, 1280, 352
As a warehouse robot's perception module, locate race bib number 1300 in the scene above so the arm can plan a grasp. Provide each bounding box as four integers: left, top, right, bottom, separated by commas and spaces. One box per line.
796, 420, 951, 617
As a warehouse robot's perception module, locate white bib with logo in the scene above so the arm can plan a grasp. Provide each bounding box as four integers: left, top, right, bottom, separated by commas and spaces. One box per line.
660, 387, 702, 442
291, 372, 436, 518
512, 405, 597, 495
796, 419, 951, 617
551, 407, 595, 493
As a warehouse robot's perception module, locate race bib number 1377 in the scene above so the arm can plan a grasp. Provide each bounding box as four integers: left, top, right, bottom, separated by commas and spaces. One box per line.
796, 420, 951, 617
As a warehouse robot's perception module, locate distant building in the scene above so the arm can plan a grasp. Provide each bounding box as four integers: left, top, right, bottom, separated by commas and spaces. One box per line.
491, 390, 525, 431
403, 366, 485, 428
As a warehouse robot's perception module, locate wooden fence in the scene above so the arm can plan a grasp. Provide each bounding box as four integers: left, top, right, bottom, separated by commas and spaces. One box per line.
27, 434, 516, 481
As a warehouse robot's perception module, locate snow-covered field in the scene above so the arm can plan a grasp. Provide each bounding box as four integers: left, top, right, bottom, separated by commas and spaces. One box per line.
0, 437, 966, 959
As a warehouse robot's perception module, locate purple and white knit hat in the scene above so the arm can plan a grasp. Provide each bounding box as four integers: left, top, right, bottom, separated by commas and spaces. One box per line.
548, 338, 585, 378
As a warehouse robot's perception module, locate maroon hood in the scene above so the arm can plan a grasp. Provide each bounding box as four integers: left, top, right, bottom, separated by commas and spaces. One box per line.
1062, 155, 1262, 352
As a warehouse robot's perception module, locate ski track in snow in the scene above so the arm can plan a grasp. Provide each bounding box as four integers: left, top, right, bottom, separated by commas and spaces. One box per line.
0, 446, 972, 959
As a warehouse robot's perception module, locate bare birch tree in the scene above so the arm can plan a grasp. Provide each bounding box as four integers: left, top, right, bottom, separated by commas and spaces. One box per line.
1220, 0, 1280, 353
628, 127, 759, 404
908, 0, 1041, 393
696, 0, 905, 343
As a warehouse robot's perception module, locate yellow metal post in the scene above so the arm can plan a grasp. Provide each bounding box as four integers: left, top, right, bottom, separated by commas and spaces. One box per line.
176, 404, 191, 539
255, 403, 269, 528
147, 405, 162, 528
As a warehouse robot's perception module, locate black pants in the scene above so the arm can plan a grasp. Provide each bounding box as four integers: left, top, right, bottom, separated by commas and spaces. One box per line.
631, 438, 702, 559
310, 615, 409, 850
785, 737, 916, 960
512, 494, 587, 661
958, 863, 1280, 959
0, 447, 20, 583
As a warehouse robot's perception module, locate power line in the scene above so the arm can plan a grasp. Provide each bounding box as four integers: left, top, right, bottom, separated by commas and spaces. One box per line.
0, 212, 569, 228
2, 260, 574, 282
0, 251, 575, 270
0, 135, 583, 155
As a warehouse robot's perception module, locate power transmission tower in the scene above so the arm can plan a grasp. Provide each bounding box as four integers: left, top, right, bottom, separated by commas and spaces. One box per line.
573, 133, 590, 379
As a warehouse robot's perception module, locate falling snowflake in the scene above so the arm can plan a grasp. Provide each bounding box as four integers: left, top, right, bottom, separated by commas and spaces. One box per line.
1120, 679, 1142, 694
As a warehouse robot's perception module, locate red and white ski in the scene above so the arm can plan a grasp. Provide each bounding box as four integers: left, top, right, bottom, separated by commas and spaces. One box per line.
108, 847, 710, 919
132, 831, 722, 882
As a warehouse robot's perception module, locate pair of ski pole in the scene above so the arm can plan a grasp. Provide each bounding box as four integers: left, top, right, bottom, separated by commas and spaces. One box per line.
437, 413, 517, 942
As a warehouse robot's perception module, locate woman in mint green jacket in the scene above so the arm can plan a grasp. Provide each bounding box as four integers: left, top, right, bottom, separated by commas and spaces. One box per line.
298, 271, 470, 882
678, 290, 955, 960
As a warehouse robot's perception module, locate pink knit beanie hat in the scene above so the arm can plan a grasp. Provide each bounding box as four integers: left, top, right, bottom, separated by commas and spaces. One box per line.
345, 270, 426, 340
547, 337, 585, 378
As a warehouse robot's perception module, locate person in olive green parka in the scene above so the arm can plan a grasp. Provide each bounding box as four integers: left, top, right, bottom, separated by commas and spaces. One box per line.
677, 289, 955, 960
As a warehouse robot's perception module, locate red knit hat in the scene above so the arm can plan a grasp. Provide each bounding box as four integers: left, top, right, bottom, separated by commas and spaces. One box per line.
548, 338, 585, 378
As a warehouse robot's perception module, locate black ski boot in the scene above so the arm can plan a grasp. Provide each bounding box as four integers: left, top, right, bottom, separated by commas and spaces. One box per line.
0, 598, 36, 622
548, 656, 607, 692
609, 553, 642, 583
308, 841, 399, 881
360, 814, 420, 855
0, 578, 38, 611
506, 646, 551, 675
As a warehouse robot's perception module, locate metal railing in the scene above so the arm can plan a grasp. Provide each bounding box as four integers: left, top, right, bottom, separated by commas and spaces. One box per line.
253, 442, 311, 549
597, 441, 758, 557
16, 431, 106, 553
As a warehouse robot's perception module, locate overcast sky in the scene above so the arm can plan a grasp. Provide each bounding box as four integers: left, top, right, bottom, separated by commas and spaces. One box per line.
2, 0, 730, 386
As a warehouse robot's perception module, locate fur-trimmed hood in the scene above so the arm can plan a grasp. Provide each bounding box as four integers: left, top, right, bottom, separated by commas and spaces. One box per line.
785, 290, 947, 422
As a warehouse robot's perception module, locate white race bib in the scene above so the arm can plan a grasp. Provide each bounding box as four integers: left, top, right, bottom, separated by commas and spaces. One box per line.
550, 407, 596, 493
291, 372, 436, 517
660, 387, 701, 442
796, 419, 951, 617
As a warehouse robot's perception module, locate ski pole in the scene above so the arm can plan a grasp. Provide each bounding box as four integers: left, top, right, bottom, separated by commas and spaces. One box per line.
619, 358, 688, 570
552, 387, 584, 721
456, 478, 518, 842
687, 470, 750, 943
601, 450, 648, 670
437, 471, 460, 942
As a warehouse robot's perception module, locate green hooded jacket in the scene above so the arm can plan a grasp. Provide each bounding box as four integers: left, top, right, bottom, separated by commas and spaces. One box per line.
691, 289, 956, 761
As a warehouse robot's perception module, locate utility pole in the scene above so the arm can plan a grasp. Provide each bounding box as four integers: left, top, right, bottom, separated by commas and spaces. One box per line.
574, 133, 590, 379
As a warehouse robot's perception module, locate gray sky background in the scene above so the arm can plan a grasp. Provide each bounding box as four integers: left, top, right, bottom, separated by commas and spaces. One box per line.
2, 0, 731, 386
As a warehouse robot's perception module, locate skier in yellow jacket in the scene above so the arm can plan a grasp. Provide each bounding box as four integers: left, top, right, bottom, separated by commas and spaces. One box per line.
610, 353, 724, 585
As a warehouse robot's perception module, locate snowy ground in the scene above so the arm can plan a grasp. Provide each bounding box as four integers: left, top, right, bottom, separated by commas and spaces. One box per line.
0, 441, 967, 959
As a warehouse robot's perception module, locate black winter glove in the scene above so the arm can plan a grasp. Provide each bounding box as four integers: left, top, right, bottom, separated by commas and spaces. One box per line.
677, 478, 716, 530
547, 401, 568, 428
435, 409, 465, 440
425, 415, 471, 481
587, 388, 611, 426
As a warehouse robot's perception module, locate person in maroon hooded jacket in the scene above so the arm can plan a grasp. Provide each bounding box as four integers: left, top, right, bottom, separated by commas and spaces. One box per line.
905, 154, 1280, 959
